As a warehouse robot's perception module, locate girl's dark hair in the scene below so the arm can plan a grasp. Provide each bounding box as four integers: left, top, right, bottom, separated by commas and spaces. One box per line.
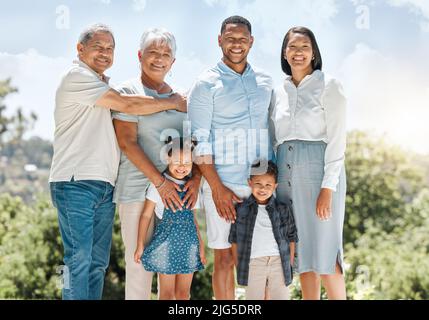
280, 26, 322, 76
164, 136, 198, 157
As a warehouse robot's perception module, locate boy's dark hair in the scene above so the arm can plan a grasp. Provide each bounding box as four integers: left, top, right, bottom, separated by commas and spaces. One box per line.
164, 136, 197, 157
249, 160, 278, 182
221, 15, 252, 34
280, 26, 322, 76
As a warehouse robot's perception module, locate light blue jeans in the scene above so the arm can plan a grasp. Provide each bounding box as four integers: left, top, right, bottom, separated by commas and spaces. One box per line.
50, 178, 115, 300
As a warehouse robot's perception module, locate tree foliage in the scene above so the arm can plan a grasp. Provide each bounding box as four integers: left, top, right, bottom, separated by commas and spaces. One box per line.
1, 79, 428, 299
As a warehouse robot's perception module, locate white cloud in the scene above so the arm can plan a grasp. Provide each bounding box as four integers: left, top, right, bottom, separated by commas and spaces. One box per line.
0, 49, 69, 140
169, 52, 209, 93
200, 0, 340, 62
92, 0, 111, 4
338, 43, 429, 154
132, 0, 147, 12
204, 0, 239, 9
386, 0, 429, 31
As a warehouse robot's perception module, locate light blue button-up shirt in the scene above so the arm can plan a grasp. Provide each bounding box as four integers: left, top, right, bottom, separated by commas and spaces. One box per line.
188, 61, 273, 187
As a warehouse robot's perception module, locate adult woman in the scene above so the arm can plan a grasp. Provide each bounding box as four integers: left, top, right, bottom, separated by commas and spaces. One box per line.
112, 28, 201, 300
270, 27, 347, 300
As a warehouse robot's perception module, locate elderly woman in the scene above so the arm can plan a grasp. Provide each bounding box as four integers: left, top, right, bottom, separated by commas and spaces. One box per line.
112, 28, 201, 300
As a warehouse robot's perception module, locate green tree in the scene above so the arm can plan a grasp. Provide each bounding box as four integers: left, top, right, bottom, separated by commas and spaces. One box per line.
0, 194, 62, 299
344, 130, 425, 245
0, 78, 37, 147
343, 131, 429, 300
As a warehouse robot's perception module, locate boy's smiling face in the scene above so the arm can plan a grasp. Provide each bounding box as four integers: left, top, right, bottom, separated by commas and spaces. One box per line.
248, 174, 278, 204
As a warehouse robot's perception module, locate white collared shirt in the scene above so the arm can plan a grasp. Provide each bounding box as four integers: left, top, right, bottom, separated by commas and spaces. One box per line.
49, 60, 120, 186
270, 70, 347, 191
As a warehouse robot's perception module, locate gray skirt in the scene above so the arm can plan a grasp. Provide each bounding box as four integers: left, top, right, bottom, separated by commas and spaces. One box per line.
276, 140, 346, 275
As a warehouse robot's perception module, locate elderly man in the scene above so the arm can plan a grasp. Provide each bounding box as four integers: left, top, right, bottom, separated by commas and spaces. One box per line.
188, 16, 273, 300
49, 23, 186, 300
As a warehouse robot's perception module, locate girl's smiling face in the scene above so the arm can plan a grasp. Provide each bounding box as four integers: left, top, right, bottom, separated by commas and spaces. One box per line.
167, 150, 193, 180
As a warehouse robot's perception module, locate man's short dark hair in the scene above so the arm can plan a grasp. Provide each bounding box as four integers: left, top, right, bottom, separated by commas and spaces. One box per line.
220, 15, 252, 34
250, 160, 278, 182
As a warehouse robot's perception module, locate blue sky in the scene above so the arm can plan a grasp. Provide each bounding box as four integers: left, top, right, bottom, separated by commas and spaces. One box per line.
1, 0, 428, 153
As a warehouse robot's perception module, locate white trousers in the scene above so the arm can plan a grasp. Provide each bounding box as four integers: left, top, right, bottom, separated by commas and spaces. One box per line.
118, 202, 155, 300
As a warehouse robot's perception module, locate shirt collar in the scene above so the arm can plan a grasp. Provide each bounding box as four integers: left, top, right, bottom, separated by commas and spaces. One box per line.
74, 59, 110, 83
217, 59, 252, 76
139, 80, 174, 98
244, 194, 276, 210
285, 69, 322, 87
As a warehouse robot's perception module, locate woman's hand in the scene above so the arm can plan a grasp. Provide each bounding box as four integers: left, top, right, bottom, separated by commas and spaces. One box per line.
134, 245, 144, 264
157, 178, 183, 212
182, 174, 202, 209
316, 188, 333, 221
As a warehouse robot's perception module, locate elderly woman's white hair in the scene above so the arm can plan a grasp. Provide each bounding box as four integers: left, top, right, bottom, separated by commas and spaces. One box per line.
139, 28, 177, 58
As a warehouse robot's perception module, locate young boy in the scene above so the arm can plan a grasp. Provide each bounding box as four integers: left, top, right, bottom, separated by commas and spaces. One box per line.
229, 160, 298, 300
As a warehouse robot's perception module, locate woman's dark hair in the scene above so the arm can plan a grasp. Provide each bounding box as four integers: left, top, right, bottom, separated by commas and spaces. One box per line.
280, 26, 322, 76
164, 136, 197, 157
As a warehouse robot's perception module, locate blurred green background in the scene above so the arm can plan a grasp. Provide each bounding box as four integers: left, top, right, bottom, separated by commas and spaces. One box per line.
0, 79, 428, 300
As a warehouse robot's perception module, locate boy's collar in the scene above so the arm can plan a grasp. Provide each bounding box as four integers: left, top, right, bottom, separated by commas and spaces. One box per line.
245, 194, 276, 209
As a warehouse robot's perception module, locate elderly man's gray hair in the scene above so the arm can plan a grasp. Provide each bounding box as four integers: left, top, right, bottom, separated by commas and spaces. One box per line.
78, 23, 115, 46
140, 28, 177, 58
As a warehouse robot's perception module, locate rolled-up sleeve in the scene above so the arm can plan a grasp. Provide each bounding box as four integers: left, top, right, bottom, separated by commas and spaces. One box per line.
111, 86, 138, 122
321, 79, 347, 191
188, 80, 214, 156
60, 68, 110, 107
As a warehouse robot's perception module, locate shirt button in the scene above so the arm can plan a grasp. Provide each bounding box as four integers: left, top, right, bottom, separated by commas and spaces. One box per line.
287, 164, 291, 170
288, 145, 293, 151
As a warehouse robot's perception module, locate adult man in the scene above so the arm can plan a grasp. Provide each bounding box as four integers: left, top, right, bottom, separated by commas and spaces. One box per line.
188, 16, 273, 300
49, 23, 186, 300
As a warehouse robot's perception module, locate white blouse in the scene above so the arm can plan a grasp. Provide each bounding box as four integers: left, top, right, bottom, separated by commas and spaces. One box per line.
270, 70, 347, 191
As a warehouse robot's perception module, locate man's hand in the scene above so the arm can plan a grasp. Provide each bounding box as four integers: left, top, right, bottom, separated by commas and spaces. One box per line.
316, 188, 333, 221
170, 93, 187, 113
211, 184, 242, 223
157, 178, 183, 212
182, 174, 202, 209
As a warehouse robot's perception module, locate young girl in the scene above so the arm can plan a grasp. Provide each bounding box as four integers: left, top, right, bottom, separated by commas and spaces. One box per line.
134, 137, 206, 300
